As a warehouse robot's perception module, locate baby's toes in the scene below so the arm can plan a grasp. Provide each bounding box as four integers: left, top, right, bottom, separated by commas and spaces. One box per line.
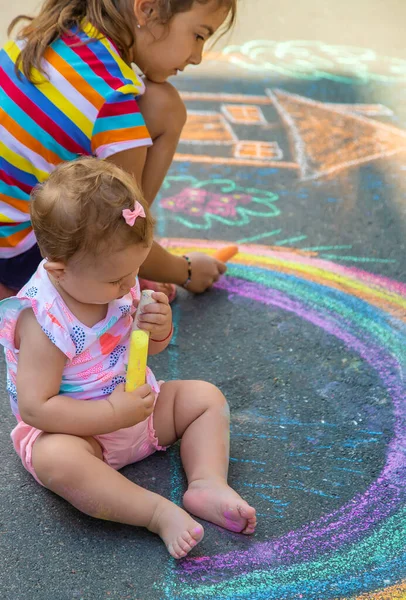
168, 541, 187, 560
242, 520, 256, 535
177, 535, 194, 554
238, 503, 256, 520
182, 531, 200, 550
239, 505, 257, 534
191, 524, 204, 543
168, 525, 204, 559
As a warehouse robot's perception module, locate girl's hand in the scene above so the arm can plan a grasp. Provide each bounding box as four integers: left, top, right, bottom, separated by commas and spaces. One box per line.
137, 292, 172, 340
109, 383, 155, 429
184, 252, 227, 293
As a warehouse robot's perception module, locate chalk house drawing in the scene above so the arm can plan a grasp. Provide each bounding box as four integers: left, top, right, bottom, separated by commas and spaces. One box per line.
175, 89, 406, 178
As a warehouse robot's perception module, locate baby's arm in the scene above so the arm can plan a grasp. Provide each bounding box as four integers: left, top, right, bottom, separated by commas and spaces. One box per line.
148, 329, 173, 356
16, 310, 153, 436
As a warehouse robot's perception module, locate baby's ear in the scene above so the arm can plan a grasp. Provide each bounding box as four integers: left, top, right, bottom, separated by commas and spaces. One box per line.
43, 260, 67, 283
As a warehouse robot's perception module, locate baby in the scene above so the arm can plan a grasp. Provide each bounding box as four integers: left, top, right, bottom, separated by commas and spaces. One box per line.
0, 158, 256, 558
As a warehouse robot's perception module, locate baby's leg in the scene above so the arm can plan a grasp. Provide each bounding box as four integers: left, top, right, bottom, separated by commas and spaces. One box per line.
31, 433, 203, 559
153, 381, 257, 535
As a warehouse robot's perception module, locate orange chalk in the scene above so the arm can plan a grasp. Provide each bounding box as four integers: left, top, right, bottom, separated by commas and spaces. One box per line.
213, 245, 239, 263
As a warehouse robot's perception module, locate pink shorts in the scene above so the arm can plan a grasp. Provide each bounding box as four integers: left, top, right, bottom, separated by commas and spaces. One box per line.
11, 405, 168, 487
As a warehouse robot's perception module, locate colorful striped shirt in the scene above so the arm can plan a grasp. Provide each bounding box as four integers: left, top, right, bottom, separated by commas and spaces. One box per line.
0, 22, 152, 258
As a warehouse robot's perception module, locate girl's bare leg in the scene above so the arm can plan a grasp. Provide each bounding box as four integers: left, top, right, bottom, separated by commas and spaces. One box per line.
137, 80, 187, 207
137, 80, 187, 297
153, 381, 257, 534
31, 433, 203, 559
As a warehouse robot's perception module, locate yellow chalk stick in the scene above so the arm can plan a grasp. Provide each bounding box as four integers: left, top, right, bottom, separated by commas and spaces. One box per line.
125, 329, 149, 391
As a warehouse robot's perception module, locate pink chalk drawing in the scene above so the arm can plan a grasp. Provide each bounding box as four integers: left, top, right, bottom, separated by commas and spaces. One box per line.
159, 176, 279, 230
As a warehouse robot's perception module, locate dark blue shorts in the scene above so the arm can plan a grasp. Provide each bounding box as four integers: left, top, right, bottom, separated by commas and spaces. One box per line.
0, 244, 42, 291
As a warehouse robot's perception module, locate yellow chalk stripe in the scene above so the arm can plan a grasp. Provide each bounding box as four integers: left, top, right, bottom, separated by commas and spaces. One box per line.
344, 580, 406, 599
168, 245, 405, 314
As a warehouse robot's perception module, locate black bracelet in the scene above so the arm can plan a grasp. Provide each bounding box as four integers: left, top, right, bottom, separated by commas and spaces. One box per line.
181, 255, 192, 288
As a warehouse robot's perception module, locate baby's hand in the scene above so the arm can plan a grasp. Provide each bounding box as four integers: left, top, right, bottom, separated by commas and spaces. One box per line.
109, 383, 155, 429
137, 292, 172, 341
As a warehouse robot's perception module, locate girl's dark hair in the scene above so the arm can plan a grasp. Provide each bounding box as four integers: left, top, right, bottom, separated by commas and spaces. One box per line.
8, 0, 237, 83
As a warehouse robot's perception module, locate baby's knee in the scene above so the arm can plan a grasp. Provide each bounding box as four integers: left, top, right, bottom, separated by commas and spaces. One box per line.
32, 434, 83, 487
199, 381, 229, 416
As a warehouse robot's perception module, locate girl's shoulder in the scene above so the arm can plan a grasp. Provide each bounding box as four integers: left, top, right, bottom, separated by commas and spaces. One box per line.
50, 22, 145, 97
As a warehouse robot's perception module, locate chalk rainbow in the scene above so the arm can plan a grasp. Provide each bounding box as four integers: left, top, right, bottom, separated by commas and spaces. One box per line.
161, 239, 406, 600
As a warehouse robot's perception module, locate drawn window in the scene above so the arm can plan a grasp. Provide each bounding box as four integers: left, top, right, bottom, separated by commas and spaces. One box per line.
234, 141, 283, 160
222, 104, 267, 125
180, 111, 236, 145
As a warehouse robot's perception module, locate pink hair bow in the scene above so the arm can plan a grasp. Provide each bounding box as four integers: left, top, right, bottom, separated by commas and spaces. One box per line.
122, 201, 146, 226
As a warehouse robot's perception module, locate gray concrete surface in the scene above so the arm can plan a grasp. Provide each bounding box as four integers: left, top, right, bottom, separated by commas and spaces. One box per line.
1, 1, 406, 599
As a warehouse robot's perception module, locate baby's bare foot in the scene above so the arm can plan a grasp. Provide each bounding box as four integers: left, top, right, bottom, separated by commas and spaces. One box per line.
183, 478, 257, 535
148, 499, 204, 559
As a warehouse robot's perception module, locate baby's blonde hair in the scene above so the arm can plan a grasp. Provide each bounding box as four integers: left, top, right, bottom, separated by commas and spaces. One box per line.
30, 158, 154, 265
